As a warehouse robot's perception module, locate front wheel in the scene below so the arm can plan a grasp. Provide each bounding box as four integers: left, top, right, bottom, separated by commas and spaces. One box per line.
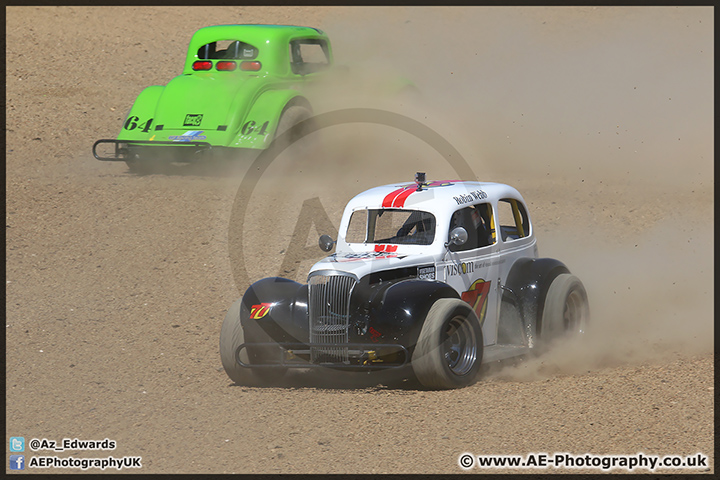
219, 299, 287, 385
411, 298, 484, 389
538, 274, 589, 347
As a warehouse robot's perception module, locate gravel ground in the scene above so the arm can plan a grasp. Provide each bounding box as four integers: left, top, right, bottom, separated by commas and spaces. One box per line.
5, 6, 713, 474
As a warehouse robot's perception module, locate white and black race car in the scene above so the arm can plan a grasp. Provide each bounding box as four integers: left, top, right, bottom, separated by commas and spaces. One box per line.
220, 173, 589, 389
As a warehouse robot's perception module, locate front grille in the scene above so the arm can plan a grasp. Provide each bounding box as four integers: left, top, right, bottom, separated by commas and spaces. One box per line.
308, 272, 356, 363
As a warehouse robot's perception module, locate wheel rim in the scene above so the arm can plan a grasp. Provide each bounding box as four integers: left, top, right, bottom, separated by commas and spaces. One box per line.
563, 290, 587, 334
442, 315, 478, 376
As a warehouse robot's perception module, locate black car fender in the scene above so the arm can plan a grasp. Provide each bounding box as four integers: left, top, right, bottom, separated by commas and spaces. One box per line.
502, 257, 570, 340
352, 278, 460, 349
240, 277, 309, 345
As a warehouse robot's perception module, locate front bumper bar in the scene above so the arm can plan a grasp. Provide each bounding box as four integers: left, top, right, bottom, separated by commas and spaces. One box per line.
92, 139, 213, 162
236, 342, 409, 369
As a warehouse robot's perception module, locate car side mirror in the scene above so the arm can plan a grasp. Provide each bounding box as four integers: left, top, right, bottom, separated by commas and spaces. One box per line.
449, 227, 468, 246
318, 234, 335, 252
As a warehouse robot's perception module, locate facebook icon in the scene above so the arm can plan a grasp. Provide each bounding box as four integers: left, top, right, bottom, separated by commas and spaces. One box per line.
10, 455, 25, 470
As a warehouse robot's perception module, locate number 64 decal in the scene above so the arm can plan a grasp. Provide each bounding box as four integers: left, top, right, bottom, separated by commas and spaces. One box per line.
124, 116, 154, 133
241, 120, 270, 136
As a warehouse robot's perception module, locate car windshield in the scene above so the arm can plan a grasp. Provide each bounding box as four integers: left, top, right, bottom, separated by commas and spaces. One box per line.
346, 209, 436, 245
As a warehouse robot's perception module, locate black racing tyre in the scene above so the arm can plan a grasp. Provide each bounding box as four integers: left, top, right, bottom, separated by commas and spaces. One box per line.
538, 274, 589, 346
125, 149, 166, 174
219, 299, 287, 385
274, 105, 312, 148
220, 299, 256, 385
125, 159, 153, 174
126, 158, 176, 175
124, 151, 151, 173
411, 298, 484, 389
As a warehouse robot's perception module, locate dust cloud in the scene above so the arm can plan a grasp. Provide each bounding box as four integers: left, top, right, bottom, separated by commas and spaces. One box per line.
238, 7, 713, 377
494, 218, 714, 381
318, 7, 712, 186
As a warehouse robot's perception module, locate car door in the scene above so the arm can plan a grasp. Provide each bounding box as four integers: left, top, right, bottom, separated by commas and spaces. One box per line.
436, 202, 502, 346
494, 197, 538, 346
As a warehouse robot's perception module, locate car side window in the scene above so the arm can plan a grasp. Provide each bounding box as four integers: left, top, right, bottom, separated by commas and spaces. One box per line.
197, 40, 258, 60
498, 198, 530, 241
346, 210, 368, 243
289, 39, 330, 75
448, 203, 496, 252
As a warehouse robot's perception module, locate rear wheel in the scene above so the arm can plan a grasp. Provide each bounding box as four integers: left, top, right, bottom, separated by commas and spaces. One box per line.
274, 105, 312, 149
124, 150, 151, 173
538, 274, 589, 347
412, 298, 483, 389
125, 159, 154, 174
124, 148, 168, 174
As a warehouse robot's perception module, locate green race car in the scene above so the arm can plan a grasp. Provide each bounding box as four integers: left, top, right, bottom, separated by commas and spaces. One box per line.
93, 24, 332, 170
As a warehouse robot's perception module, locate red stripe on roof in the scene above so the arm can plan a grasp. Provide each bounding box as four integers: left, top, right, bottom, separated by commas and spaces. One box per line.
381, 180, 460, 208
382, 187, 409, 208
391, 187, 415, 207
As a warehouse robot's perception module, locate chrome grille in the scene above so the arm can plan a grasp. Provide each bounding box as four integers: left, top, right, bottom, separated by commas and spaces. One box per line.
308, 272, 356, 363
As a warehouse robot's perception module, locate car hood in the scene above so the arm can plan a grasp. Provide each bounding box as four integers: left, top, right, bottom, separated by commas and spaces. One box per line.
308, 251, 438, 281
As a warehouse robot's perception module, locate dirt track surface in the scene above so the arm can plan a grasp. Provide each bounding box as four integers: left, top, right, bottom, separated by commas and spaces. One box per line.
5, 6, 714, 474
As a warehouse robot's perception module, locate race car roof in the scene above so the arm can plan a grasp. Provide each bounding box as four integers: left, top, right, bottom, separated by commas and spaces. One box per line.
184, 24, 330, 75
345, 179, 525, 214
189, 24, 327, 49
